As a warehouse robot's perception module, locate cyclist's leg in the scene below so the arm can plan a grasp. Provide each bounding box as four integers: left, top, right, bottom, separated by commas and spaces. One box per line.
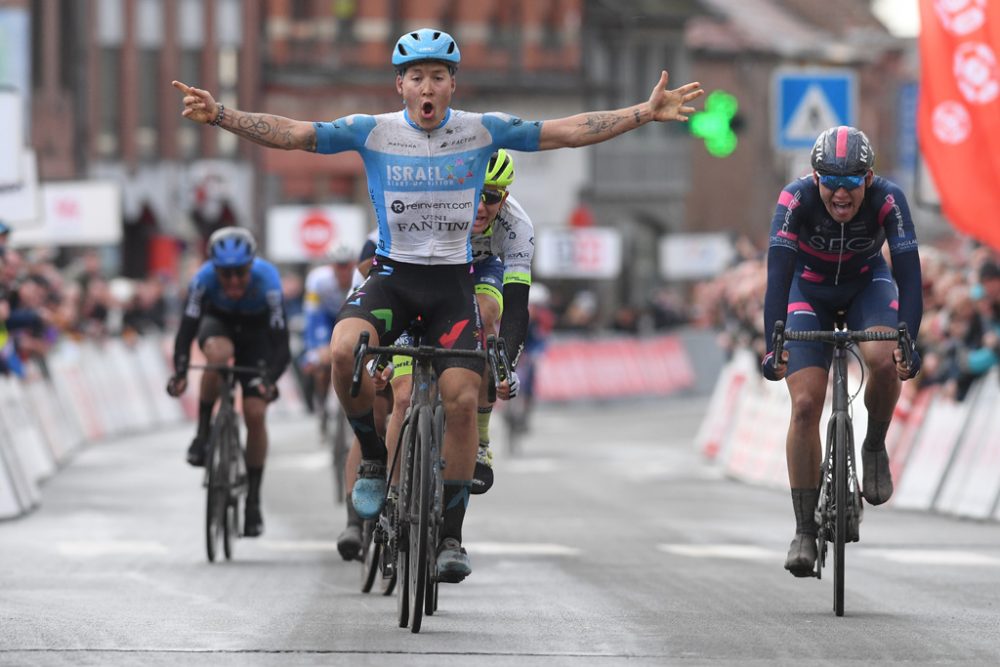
337, 388, 390, 560
188, 316, 233, 467
388, 353, 413, 484
782, 279, 835, 576
241, 395, 269, 537
233, 327, 278, 538
436, 366, 481, 582
849, 269, 902, 504
472, 274, 502, 494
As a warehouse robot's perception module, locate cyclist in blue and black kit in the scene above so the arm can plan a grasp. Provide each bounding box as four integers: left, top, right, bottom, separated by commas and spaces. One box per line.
173, 29, 703, 582
167, 227, 291, 538
761, 126, 923, 577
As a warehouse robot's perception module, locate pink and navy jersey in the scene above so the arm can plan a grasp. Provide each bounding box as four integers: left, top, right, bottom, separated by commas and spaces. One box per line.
763, 174, 922, 356
768, 174, 918, 283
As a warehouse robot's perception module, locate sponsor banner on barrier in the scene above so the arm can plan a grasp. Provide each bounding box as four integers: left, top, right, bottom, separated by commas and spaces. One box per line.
49, 343, 105, 441
0, 420, 40, 512
534, 335, 695, 402
136, 338, 186, 425
934, 369, 1000, 519
892, 390, 976, 511
0, 456, 24, 519
887, 385, 936, 487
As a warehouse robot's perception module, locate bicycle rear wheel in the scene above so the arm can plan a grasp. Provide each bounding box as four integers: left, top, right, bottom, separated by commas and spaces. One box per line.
408, 405, 433, 633
360, 519, 379, 593
204, 419, 229, 563
833, 413, 849, 616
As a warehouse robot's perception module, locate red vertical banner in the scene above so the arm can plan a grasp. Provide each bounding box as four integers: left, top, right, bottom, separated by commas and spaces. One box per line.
918, 0, 1000, 250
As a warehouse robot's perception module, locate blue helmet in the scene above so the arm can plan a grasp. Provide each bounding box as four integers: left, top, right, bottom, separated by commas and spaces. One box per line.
208, 227, 256, 268
392, 28, 460, 71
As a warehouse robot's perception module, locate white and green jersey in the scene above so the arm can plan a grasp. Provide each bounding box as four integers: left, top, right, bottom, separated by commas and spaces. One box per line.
471, 194, 534, 287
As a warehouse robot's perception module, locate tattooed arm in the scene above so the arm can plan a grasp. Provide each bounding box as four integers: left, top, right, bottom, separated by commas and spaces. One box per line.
537, 71, 703, 150
171, 80, 317, 152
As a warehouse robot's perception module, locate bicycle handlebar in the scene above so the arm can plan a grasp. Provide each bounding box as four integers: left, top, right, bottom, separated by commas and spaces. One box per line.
771, 320, 913, 370
349, 332, 511, 399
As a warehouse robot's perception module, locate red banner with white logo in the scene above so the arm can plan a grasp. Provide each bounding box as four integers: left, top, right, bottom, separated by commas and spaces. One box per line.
918, 0, 1000, 250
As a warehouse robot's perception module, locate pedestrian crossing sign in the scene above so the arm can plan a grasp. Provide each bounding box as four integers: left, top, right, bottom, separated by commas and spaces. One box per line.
773, 69, 856, 150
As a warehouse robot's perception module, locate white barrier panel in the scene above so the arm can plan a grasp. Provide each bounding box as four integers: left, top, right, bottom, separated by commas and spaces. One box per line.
0, 376, 56, 484
80, 343, 126, 437
23, 371, 79, 464
105, 339, 157, 432
935, 369, 1000, 518
722, 373, 790, 489
694, 350, 755, 461
270, 368, 307, 419
134, 337, 185, 425
48, 343, 105, 441
0, 420, 41, 512
887, 385, 937, 487
0, 452, 24, 519
892, 391, 975, 511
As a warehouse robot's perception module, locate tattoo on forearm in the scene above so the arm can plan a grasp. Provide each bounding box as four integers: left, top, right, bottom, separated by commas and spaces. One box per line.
580, 112, 627, 136
633, 108, 642, 125
228, 112, 311, 150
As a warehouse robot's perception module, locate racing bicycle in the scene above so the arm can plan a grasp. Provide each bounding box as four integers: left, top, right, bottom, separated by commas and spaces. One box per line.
189, 362, 266, 564
772, 318, 911, 616
350, 330, 509, 633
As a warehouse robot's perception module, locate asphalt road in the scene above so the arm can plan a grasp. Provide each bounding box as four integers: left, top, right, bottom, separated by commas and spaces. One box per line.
2, 398, 1000, 666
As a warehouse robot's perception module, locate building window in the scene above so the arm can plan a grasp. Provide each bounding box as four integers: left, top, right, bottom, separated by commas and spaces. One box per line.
96, 48, 121, 158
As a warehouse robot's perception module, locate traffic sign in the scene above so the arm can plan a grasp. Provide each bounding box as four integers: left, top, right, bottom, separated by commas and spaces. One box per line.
774, 69, 856, 150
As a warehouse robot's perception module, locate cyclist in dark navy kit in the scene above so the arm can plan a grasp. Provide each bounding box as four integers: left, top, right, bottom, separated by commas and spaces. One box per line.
173, 28, 703, 582
761, 126, 923, 577
167, 227, 291, 538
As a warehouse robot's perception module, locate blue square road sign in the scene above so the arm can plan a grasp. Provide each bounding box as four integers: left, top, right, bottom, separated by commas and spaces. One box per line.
773, 69, 856, 151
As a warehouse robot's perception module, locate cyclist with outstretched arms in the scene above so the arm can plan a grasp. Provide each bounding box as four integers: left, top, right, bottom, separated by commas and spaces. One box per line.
761, 126, 922, 577
166, 228, 291, 538
173, 28, 703, 582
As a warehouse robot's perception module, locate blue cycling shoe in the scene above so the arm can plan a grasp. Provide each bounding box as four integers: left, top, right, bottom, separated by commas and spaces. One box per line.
351, 459, 387, 519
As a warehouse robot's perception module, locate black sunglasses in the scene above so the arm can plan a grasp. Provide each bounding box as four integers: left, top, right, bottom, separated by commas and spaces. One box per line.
480, 189, 505, 205
217, 265, 250, 279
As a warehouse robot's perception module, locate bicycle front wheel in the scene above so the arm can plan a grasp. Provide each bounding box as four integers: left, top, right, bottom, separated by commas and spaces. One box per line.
360, 519, 379, 593
833, 412, 849, 617
408, 405, 434, 633
204, 419, 229, 563
396, 414, 415, 629
222, 417, 243, 561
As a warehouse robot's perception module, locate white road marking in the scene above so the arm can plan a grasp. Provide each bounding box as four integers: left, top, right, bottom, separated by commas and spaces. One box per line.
466, 542, 581, 556
256, 540, 340, 552
57, 540, 169, 557
657, 544, 778, 560
858, 549, 1000, 566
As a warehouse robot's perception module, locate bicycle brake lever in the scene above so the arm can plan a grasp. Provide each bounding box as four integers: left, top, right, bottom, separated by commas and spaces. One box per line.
772, 320, 786, 369
350, 331, 370, 397
897, 322, 912, 370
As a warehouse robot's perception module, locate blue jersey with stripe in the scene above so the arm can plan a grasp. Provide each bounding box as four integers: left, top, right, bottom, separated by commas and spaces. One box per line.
183, 258, 286, 329
314, 108, 542, 265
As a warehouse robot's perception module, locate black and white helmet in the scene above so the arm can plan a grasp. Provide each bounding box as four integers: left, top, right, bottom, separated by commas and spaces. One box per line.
810, 126, 874, 175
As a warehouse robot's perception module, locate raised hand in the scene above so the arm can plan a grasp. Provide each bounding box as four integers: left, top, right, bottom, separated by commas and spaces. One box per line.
647, 70, 704, 123
171, 80, 219, 125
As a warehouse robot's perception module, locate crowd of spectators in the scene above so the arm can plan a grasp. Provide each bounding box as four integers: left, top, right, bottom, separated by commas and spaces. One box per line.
695, 234, 1000, 402
0, 224, 173, 377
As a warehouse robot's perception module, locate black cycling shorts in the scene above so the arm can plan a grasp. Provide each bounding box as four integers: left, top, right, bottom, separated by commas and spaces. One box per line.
337, 257, 484, 375
197, 314, 277, 398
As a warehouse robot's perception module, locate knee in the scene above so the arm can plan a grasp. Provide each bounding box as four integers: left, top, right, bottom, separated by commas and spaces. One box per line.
393, 386, 412, 415
443, 383, 479, 418
242, 401, 267, 430
789, 391, 824, 427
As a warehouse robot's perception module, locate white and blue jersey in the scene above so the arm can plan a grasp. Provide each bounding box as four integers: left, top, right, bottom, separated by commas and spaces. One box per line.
314, 109, 542, 265
302, 265, 351, 351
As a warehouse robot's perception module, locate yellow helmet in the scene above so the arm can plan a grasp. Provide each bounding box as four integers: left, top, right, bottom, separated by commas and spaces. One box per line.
484, 149, 515, 189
